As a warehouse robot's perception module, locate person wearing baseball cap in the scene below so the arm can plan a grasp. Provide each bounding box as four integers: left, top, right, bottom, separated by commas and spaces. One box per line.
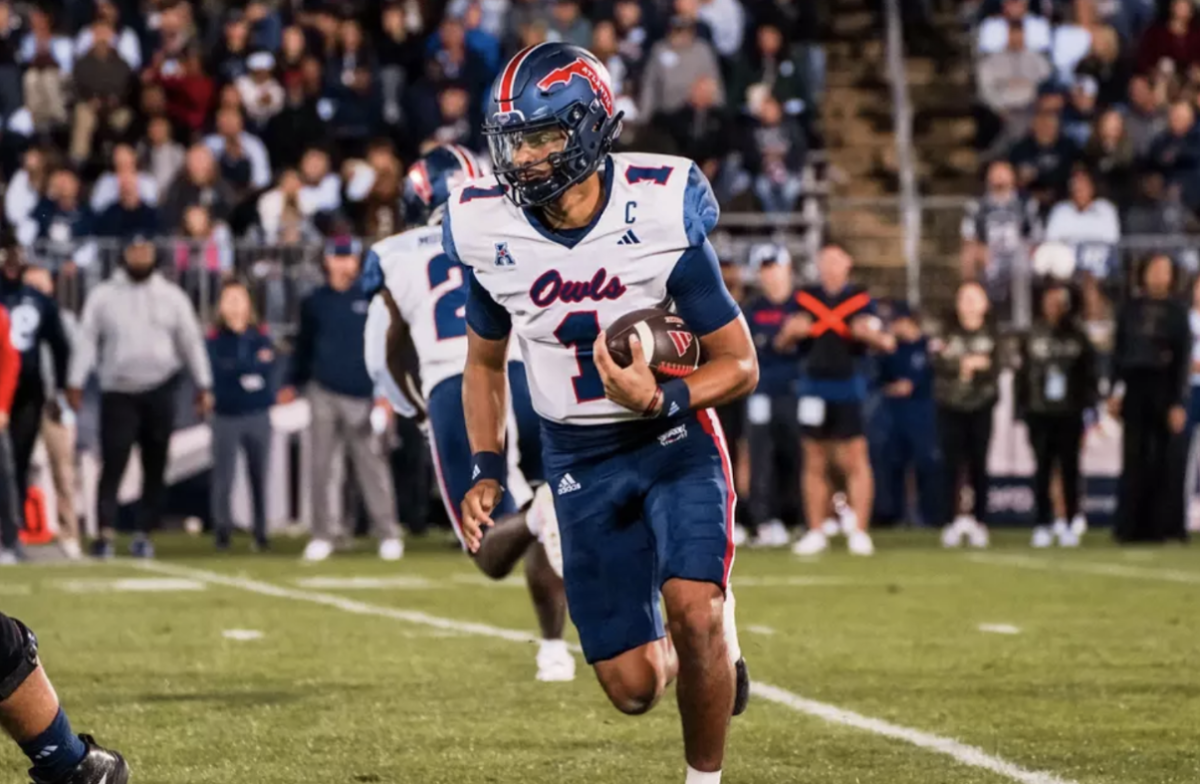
278, 235, 403, 563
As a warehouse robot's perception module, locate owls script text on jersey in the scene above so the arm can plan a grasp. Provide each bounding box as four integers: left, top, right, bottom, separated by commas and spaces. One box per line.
447, 151, 739, 425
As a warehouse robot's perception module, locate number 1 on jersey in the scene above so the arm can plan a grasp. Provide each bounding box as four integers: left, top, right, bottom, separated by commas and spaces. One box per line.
554, 311, 604, 403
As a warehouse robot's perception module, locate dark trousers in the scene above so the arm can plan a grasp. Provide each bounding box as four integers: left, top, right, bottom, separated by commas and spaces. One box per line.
878, 398, 942, 525
97, 379, 177, 537
210, 411, 272, 544
0, 431, 21, 549
746, 393, 800, 527
1116, 381, 1186, 542
1026, 413, 1083, 524
938, 405, 993, 524
9, 382, 45, 508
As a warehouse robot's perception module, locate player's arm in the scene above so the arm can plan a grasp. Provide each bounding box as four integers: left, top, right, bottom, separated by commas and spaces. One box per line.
461, 269, 512, 553
364, 291, 422, 420
594, 239, 758, 415
849, 302, 897, 353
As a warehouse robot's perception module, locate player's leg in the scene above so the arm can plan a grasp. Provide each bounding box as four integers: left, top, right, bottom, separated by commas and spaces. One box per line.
8, 385, 44, 509
0, 612, 129, 783
646, 410, 742, 780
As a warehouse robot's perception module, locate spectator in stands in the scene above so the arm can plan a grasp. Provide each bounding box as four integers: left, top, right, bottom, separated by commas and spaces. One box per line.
1045, 168, 1121, 279
95, 173, 160, 241
933, 281, 999, 549
745, 95, 808, 214
323, 26, 383, 158
235, 52, 285, 133
160, 144, 237, 233
1061, 76, 1099, 147
658, 76, 731, 177
590, 21, 637, 121
244, 0, 283, 53
1110, 253, 1190, 543
1083, 109, 1135, 206
0, 242, 69, 545
21, 9, 71, 131
279, 25, 310, 91
75, 0, 140, 70
176, 205, 233, 304
1009, 108, 1080, 206
961, 160, 1042, 326
978, 0, 1051, 55
1074, 25, 1128, 108
612, 0, 650, 84
742, 243, 800, 548
1124, 169, 1198, 235
506, 0, 550, 53
1124, 76, 1167, 160
143, 117, 185, 197
640, 15, 724, 122
90, 144, 158, 214
547, 0, 592, 48
208, 279, 275, 552
421, 83, 478, 149
1146, 101, 1200, 207
1018, 282, 1097, 548
147, 43, 215, 138
975, 20, 1052, 154
32, 170, 92, 247
0, 300, 20, 564
299, 148, 342, 217
1049, 0, 1097, 84
278, 238, 403, 563
257, 169, 317, 243
0, 2, 22, 118
345, 141, 404, 239
4, 149, 48, 243
70, 20, 133, 166
67, 235, 213, 559
204, 107, 272, 193
730, 21, 812, 119
209, 9, 252, 86
1135, 0, 1200, 77
697, 0, 744, 59
21, 266, 80, 560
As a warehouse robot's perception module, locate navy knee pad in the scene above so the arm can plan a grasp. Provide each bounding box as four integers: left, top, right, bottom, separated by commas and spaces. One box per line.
0, 613, 39, 702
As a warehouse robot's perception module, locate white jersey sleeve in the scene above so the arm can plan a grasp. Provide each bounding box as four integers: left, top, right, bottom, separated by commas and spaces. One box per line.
363, 296, 419, 418
446, 153, 740, 426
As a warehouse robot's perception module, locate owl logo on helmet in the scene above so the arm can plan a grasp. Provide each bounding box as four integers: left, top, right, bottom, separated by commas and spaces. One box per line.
402, 145, 485, 227
483, 43, 624, 207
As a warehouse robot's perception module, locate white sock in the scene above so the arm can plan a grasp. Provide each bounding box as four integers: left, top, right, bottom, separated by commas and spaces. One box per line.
539, 638, 568, 656
685, 765, 721, 784
723, 587, 742, 664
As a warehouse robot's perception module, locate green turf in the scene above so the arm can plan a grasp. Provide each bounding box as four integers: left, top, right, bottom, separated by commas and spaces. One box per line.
1, 530, 1197, 784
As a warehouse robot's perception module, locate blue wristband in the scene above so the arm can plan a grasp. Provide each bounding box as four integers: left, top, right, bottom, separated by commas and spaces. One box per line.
659, 379, 691, 418
471, 451, 505, 485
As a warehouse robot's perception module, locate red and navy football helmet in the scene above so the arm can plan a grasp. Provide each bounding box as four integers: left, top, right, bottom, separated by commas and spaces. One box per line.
483, 43, 623, 207
402, 144, 485, 226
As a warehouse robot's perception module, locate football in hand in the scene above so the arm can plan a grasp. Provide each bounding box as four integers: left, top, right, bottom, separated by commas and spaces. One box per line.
605, 308, 701, 382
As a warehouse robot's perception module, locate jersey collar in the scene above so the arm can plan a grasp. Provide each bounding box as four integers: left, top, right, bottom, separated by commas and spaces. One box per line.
521, 157, 615, 250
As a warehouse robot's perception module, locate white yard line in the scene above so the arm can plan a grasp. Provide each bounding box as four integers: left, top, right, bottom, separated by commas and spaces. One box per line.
978, 623, 1021, 635
745, 624, 777, 636
969, 554, 1200, 585
134, 560, 1080, 784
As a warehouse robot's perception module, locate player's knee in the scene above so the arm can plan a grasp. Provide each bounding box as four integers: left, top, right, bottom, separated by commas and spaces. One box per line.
0, 613, 39, 702
663, 585, 723, 655
594, 654, 667, 715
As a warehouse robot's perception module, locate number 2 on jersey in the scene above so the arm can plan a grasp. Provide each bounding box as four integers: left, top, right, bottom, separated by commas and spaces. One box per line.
427, 253, 468, 340
554, 311, 604, 403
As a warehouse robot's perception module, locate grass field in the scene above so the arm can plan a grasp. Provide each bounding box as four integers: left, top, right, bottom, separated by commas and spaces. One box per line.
1, 529, 1198, 784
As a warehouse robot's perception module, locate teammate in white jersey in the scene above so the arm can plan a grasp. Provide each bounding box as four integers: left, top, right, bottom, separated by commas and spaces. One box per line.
451, 44, 758, 784
361, 145, 574, 682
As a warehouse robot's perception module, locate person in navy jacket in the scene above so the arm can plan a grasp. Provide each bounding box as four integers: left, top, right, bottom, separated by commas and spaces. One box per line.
874, 301, 941, 527
207, 280, 275, 550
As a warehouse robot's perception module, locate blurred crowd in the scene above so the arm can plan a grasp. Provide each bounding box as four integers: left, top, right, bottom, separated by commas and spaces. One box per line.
0, 0, 825, 266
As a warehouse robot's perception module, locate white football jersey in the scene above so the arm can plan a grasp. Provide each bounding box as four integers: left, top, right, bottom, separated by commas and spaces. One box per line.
446, 152, 733, 425
365, 225, 469, 399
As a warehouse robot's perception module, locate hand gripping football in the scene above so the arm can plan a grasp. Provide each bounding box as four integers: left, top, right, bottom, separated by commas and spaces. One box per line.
605, 308, 701, 382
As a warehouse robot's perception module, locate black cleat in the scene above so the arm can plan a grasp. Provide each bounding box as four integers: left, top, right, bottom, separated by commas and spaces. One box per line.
31, 735, 130, 784
732, 657, 750, 716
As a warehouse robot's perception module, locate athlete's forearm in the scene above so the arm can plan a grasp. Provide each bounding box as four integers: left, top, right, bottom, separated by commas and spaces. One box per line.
463, 331, 509, 455
677, 317, 759, 411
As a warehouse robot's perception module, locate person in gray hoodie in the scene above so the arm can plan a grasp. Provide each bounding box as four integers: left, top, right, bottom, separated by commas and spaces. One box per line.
65, 236, 213, 559
638, 14, 724, 122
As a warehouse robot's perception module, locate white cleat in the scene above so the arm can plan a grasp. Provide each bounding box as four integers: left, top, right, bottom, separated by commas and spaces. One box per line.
792, 528, 828, 556
847, 528, 875, 556
302, 539, 334, 562
1031, 526, 1054, 548
378, 537, 405, 561
732, 524, 748, 547
59, 538, 83, 560
1069, 514, 1088, 537
966, 521, 989, 549
535, 639, 576, 682
941, 516, 972, 548
751, 519, 790, 548
531, 484, 564, 578
1051, 518, 1069, 544
0, 549, 17, 566
838, 508, 860, 538
820, 517, 841, 537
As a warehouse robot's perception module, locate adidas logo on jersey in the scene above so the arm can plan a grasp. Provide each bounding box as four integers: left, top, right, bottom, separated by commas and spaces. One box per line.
617, 229, 641, 245
557, 474, 582, 495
